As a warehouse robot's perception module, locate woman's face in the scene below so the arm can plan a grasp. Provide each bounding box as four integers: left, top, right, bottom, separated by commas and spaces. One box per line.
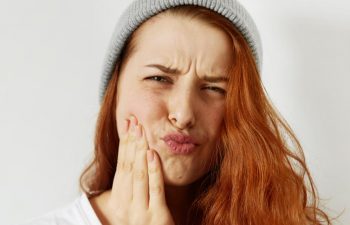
115, 14, 233, 186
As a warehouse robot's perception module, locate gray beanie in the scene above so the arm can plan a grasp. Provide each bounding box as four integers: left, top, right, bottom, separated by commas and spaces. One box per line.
99, 0, 263, 103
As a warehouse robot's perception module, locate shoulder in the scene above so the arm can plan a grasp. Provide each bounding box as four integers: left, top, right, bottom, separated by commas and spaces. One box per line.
18, 193, 102, 225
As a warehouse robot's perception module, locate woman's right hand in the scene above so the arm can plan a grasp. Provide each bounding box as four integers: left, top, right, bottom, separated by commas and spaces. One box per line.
105, 115, 175, 225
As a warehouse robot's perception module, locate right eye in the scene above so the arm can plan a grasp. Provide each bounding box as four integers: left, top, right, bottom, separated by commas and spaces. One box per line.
145, 76, 172, 83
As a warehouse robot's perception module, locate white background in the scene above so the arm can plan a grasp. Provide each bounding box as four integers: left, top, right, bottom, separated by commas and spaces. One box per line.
1, 0, 349, 224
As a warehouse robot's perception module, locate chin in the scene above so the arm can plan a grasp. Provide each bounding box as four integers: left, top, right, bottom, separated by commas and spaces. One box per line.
163, 177, 194, 187
162, 171, 204, 187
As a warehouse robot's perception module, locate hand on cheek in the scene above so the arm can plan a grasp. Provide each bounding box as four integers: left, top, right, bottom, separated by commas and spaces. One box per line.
107, 115, 175, 225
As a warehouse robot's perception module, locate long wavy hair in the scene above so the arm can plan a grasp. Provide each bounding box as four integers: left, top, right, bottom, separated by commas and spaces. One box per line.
79, 5, 333, 225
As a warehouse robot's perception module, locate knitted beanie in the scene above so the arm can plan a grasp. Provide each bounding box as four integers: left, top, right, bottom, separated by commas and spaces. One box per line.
99, 0, 263, 103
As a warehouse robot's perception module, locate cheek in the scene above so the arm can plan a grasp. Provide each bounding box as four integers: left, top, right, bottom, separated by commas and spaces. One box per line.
200, 106, 224, 171
200, 108, 224, 167
203, 104, 225, 137
136, 91, 165, 124
116, 88, 166, 137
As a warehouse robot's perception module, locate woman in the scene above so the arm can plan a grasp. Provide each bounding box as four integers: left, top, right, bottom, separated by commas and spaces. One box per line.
22, 0, 332, 225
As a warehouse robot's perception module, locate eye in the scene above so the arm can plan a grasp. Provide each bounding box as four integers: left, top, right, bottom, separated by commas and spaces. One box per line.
204, 86, 227, 95
145, 76, 172, 83
144, 76, 226, 95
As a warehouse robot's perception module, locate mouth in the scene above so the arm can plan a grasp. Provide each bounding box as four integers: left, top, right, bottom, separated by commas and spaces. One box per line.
161, 132, 199, 155
163, 139, 197, 155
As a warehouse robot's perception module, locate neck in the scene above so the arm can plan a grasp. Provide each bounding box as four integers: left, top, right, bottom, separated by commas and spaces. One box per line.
164, 174, 211, 225
165, 183, 196, 225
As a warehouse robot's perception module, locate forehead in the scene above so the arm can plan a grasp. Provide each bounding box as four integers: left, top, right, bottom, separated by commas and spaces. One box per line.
130, 14, 234, 75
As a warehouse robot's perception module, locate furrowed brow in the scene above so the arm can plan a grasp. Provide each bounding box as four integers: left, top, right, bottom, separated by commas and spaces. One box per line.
145, 63, 228, 83
145, 64, 182, 75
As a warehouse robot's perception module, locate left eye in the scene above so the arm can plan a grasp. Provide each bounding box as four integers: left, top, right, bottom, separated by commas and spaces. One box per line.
204, 86, 226, 95
145, 76, 172, 83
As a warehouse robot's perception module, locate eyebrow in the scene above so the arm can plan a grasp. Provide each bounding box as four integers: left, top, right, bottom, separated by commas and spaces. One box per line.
145, 64, 228, 83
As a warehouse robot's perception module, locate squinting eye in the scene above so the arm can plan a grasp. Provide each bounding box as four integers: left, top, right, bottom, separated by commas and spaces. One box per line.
145, 76, 226, 95
145, 76, 172, 83
204, 86, 227, 95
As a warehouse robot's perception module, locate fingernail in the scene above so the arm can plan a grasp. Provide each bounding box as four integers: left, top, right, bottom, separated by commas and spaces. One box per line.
136, 124, 142, 137
130, 116, 135, 131
147, 150, 154, 162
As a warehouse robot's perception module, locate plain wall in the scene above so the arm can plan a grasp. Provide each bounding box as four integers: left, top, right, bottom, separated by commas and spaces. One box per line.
1, 0, 349, 224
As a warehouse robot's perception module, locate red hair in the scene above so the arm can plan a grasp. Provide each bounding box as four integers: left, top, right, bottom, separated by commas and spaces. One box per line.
80, 5, 333, 225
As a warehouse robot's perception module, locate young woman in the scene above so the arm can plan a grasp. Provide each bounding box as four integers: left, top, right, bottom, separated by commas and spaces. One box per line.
21, 0, 333, 225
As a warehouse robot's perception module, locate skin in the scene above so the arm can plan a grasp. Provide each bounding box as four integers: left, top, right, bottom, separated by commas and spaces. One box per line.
89, 13, 233, 225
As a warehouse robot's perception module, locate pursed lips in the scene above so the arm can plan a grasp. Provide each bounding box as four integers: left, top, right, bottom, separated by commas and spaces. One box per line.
161, 132, 199, 155
162, 132, 199, 145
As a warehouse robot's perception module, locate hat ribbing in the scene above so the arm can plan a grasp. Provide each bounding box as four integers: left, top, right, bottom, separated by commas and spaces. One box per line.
99, 0, 263, 104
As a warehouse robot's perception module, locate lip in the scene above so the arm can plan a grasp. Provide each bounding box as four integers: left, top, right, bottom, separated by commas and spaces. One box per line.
162, 133, 199, 155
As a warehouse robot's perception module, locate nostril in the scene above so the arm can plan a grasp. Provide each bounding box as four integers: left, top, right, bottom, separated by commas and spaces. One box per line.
170, 118, 195, 131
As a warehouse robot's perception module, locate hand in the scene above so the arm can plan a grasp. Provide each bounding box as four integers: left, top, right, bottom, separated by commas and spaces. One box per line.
106, 115, 175, 225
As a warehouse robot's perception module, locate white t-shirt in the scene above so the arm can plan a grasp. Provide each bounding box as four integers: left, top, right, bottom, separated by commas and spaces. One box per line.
19, 193, 102, 225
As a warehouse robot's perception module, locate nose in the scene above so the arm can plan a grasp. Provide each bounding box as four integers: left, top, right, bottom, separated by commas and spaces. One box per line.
168, 87, 196, 130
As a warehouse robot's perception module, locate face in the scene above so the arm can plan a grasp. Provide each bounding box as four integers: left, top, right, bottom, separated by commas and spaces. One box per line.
115, 14, 233, 186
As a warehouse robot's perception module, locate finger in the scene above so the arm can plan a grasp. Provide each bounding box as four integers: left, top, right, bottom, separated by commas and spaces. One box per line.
117, 118, 130, 163
147, 149, 167, 209
124, 115, 138, 169
113, 117, 130, 184
111, 116, 136, 204
132, 123, 149, 209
